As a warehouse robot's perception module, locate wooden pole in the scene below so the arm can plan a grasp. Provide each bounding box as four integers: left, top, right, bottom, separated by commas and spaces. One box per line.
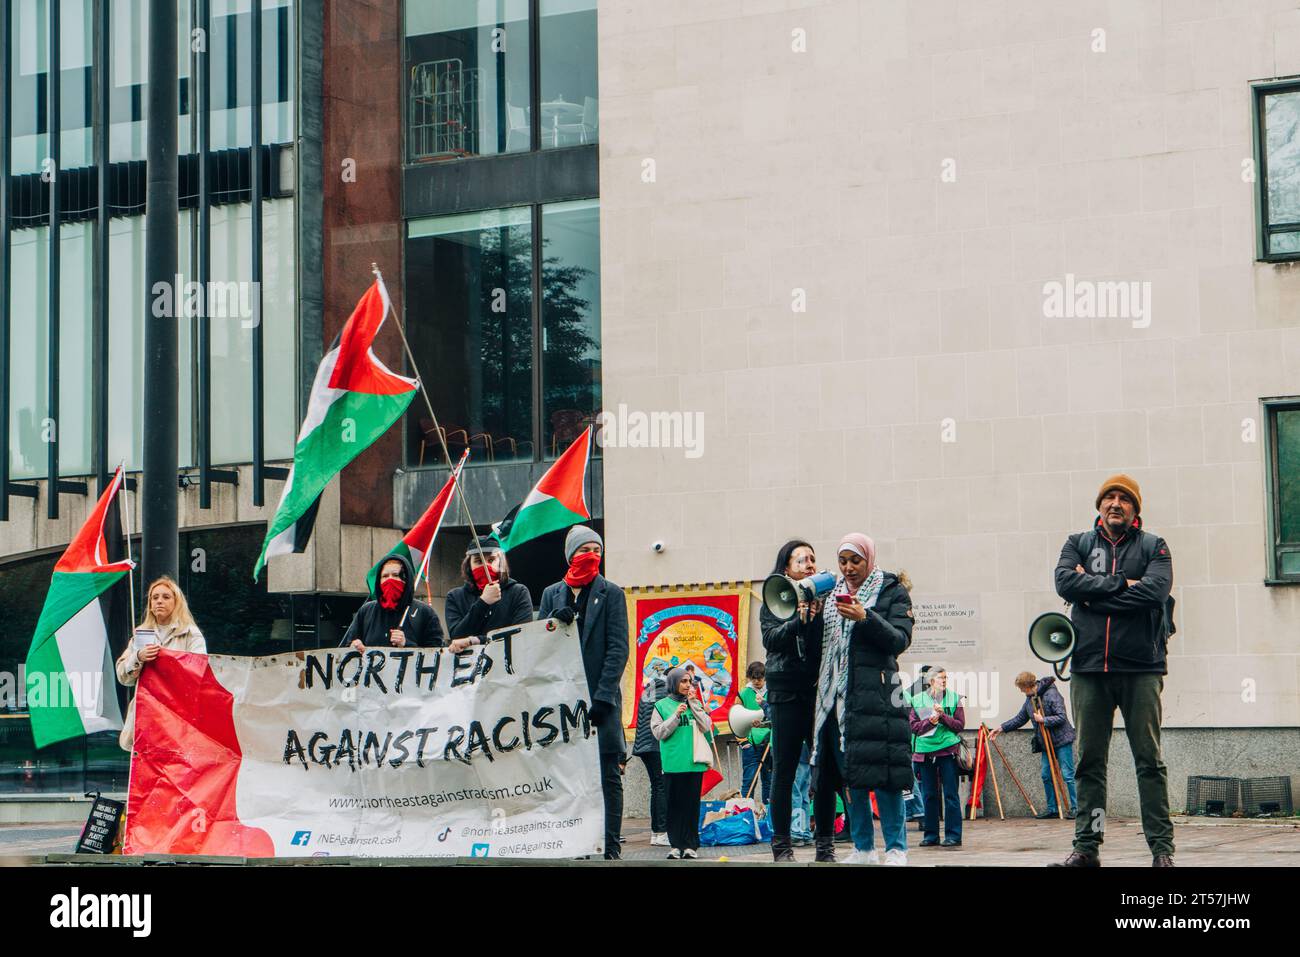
968, 729, 986, 821
744, 739, 772, 802
980, 726, 1005, 821
1034, 696, 1066, 819
987, 732, 1037, 816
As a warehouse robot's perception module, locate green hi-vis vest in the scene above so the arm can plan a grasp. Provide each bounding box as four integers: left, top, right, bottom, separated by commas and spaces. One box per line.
911, 689, 961, 754
655, 697, 710, 773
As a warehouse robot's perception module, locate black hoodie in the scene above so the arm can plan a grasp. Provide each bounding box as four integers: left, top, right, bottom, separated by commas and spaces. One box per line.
342, 551, 445, 648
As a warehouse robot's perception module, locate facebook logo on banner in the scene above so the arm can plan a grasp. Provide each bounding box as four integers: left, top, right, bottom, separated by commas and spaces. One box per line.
291, 831, 312, 846
470, 844, 490, 858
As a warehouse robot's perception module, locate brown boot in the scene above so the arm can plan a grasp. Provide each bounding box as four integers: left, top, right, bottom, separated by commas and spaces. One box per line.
1049, 850, 1100, 867
814, 836, 836, 863
771, 835, 796, 863
1152, 854, 1175, 867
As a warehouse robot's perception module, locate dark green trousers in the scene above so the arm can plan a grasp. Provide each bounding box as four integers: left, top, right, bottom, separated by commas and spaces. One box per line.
1069, 672, 1174, 857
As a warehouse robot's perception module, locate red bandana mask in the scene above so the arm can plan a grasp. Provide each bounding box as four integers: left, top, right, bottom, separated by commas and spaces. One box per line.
564, 552, 602, 587
470, 564, 498, 590
379, 577, 406, 610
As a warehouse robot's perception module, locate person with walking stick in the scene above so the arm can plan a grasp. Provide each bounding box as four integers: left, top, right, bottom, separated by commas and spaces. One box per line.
990, 672, 1077, 819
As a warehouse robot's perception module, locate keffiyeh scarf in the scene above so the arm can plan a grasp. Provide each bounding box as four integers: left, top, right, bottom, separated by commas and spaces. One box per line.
811, 567, 885, 764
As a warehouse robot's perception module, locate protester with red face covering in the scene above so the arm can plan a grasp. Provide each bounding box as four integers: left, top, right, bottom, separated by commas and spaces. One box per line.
344, 553, 445, 650
538, 525, 629, 860
444, 537, 534, 652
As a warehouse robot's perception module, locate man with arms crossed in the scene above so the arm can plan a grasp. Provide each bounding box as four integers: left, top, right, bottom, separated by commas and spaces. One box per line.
1051, 475, 1175, 868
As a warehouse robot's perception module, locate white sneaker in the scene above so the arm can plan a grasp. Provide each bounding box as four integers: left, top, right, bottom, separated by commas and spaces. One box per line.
650, 832, 669, 846
884, 849, 908, 866
683, 848, 698, 859
666, 848, 682, 859
842, 849, 880, 865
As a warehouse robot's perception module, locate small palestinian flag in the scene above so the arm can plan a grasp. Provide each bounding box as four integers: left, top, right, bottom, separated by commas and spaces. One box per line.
25, 466, 133, 748
367, 447, 469, 593
254, 276, 417, 579
493, 426, 592, 552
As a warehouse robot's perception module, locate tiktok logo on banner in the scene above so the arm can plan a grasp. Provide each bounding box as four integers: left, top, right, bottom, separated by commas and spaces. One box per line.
291, 830, 312, 846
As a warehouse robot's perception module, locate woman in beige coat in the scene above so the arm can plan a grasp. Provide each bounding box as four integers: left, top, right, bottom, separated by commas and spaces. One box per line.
116, 576, 206, 751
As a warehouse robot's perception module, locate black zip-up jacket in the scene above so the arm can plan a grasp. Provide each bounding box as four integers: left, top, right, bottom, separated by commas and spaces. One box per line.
1054, 517, 1173, 675
759, 605, 823, 703
444, 578, 534, 640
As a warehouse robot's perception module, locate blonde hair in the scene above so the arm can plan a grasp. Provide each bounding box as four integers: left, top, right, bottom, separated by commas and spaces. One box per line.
1014, 671, 1038, 691
139, 575, 197, 632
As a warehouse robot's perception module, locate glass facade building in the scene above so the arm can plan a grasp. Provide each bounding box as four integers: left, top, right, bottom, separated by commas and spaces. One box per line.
0, 0, 604, 795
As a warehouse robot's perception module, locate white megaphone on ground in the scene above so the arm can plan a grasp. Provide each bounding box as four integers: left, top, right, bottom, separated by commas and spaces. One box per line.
1028, 611, 1076, 682
727, 703, 767, 739
761, 570, 837, 620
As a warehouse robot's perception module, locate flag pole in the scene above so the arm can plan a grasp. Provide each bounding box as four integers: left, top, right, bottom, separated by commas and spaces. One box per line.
371, 265, 495, 578
119, 461, 138, 626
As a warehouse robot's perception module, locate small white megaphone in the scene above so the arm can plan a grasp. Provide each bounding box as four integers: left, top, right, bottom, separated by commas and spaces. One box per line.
727, 704, 767, 739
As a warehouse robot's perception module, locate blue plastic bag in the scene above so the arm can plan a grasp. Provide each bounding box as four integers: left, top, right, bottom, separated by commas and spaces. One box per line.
700, 809, 761, 846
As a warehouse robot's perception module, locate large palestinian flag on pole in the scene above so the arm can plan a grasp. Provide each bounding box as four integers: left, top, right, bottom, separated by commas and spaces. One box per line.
367, 447, 469, 593
25, 465, 133, 748
493, 426, 592, 552
254, 277, 418, 579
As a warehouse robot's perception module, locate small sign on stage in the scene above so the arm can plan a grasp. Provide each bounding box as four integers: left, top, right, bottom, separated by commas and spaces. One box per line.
75, 792, 125, 855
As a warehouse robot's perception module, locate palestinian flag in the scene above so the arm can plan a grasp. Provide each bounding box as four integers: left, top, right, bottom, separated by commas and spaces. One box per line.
25, 466, 134, 748
493, 426, 592, 552
254, 277, 418, 579
367, 447, 469, 593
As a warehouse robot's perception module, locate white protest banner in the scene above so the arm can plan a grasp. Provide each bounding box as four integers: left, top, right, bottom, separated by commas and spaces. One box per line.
123, 619, 605, 859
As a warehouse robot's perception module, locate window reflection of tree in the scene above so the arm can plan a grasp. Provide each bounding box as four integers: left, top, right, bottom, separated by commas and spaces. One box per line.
472, 230, 597, 454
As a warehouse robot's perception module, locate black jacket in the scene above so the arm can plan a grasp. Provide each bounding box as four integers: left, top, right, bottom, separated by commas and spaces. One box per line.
538, 574, 629, 755
444, 578, 534, 640
759, 605, 823, 703
1054, 517, 1173, 674
822, 573, 915, 792
999, 676, 1076, 753
632, 675, 668, 756
342, 552, 445, 648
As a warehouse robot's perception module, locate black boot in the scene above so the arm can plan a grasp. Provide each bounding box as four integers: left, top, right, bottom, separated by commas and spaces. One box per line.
814, 836, 836, 863
771, 835, 796, 863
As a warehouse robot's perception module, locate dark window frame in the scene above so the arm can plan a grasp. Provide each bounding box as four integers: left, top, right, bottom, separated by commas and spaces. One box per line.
402, 196, 600, 470
1262, 396, 1300, 584
1252, 79, 1300, 263
401, 0, 596, 168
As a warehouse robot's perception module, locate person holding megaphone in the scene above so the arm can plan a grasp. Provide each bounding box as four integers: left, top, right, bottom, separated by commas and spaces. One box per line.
759, 539, 825, 862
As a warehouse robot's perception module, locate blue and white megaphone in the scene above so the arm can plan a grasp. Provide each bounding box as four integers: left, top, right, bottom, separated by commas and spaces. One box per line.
761, 570, 837, 621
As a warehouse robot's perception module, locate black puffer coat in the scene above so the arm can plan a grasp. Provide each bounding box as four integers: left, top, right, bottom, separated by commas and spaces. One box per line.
819, 572, 914, 791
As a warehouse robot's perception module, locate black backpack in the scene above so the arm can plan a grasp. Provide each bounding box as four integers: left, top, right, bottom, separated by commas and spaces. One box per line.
1077, 529, 1177, 639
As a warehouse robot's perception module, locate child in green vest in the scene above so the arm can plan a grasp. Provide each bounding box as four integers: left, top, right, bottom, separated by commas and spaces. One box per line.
739, 661, 772, 802
651, 665, 715, 859
907, 667, 965, 847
